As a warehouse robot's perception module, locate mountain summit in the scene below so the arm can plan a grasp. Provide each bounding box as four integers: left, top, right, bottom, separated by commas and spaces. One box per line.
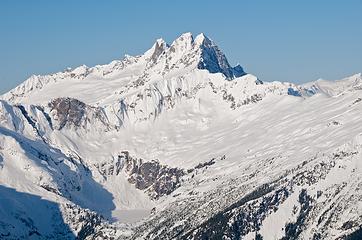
143, 32, 246, 79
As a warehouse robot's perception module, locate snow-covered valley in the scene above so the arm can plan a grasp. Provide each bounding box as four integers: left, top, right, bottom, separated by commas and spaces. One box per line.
0, 32, 361, 239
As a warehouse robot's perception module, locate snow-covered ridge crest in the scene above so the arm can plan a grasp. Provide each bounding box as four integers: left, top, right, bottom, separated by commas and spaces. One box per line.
1, 32, 245, 105
302, 73, 362, 97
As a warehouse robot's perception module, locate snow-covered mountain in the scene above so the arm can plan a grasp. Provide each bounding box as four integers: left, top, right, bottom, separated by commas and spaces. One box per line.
0, 32, 361, 240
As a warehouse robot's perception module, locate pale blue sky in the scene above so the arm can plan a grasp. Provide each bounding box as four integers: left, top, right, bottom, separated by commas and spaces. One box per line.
0, 0, 361, 93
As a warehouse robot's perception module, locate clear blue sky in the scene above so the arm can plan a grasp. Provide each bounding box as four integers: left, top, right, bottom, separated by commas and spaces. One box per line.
0, 0, 361, 94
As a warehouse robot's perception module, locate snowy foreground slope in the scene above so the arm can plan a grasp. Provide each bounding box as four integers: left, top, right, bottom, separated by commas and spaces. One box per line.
0, 33, 362, 239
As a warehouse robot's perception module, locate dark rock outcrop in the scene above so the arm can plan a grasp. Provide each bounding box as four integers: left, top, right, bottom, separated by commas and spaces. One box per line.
48, 97, 109, 130
120, 151, 185, 199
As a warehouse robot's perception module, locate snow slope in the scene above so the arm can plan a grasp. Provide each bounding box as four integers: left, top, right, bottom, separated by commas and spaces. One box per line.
0, 32, 361, 239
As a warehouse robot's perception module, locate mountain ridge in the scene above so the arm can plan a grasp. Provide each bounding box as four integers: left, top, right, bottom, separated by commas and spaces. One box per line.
1, 33, 245, 104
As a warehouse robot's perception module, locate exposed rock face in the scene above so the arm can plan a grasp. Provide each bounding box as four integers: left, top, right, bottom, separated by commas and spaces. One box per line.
48, 97, 109, 130
94, 150, 185, 199
121, 151, 185, 199
48, 97, 86, 130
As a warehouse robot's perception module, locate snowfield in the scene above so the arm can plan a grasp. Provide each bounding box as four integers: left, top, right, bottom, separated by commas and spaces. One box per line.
0, 32, 361, 239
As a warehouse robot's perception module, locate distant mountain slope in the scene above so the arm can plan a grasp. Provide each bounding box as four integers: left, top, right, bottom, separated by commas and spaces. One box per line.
302, 73, 362, 97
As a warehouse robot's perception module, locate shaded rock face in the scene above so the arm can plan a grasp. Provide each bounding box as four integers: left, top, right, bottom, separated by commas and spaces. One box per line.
48, 97, 109, 130
197, 38, 245, 79
121, 151, 185, 199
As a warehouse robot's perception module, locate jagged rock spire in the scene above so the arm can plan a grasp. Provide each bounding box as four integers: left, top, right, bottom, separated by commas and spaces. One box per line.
143, 32, 246, 79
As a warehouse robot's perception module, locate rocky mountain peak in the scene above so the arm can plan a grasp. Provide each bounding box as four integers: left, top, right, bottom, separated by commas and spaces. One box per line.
193, 33, 246, 79
144, 38, 168, 63
141, 32, 246, 79
167, 32, 194, 57
172, 32, 194, 45
194, 33, 212, 46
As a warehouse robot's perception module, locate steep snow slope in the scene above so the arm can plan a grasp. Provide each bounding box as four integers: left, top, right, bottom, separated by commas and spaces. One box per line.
0, 33, 361, 239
